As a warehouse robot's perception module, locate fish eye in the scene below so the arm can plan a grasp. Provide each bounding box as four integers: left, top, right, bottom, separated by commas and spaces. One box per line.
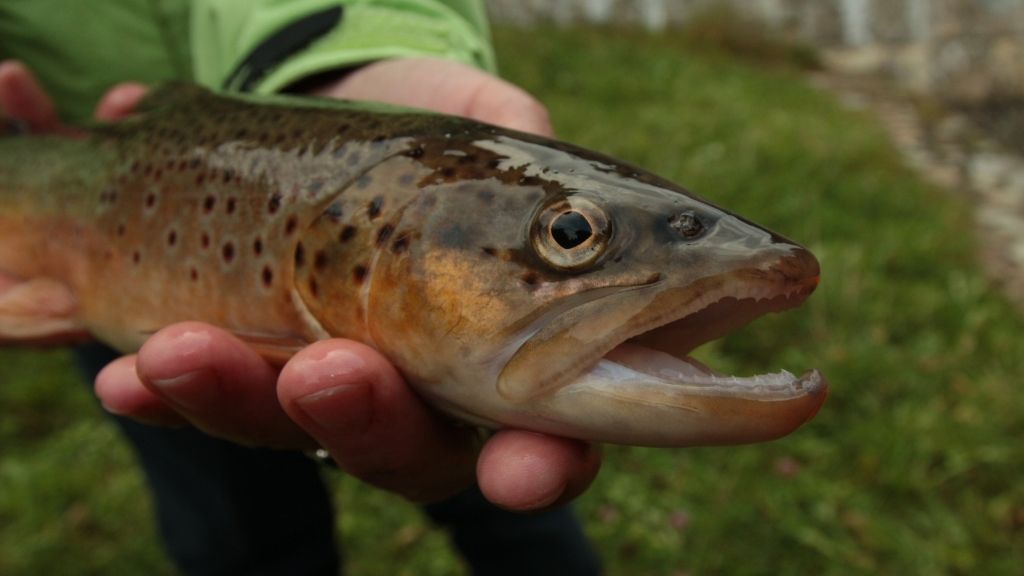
532, 197, 611, 271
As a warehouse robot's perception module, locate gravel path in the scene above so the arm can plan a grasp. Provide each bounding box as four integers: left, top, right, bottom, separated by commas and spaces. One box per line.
811, 72, 1024, 311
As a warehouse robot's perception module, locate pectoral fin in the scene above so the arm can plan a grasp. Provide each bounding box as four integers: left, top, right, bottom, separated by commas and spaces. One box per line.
230, 331, 308, 366
0, 277, 86, 344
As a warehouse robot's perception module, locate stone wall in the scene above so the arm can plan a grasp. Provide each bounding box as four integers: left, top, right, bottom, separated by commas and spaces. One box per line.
486, 0, 1024, 102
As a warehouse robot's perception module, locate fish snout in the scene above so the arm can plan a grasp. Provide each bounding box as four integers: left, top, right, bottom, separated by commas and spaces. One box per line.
770, 243, 821, 294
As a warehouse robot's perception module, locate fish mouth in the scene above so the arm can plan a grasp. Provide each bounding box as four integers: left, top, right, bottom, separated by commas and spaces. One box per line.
604, 274, 824, 403
500, 245, 828, 446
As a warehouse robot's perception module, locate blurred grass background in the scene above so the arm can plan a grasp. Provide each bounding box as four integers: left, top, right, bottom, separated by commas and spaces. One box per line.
2, 25, 1024, 575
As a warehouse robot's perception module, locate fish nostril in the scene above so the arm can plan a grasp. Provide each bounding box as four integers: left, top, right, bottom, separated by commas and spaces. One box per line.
668, 210, 704, 239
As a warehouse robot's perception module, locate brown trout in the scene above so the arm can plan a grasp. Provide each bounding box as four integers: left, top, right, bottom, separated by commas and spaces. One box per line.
0, 85, 826, 447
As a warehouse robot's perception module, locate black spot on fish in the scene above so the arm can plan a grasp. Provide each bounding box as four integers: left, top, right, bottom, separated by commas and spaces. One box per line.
285, 216, 298, 235
353, 265, 368, 284
477, 189, 495, 204
346, 151, 361, 166
223, 169, 235, 184
334, 225, 356, 243
314, 250, 328, 272
487, 159, 501, 170
482, 246, 497, 257
201, 233, 210, 249
189, 158, 200, 170
407, 146, 424, 159
356, 175, 372, 190
145, 193, 156, 208
222, 242, 235, 263
323, 202, 343, 221
262, 266, 273, 287
132, 251, 140, 265
268, 194, 282, 214
253, 237, 263, 256
368, 197, 383, 219
226, 198, 237, 214
441, 167, 456, 179
167, 230, 177, 246
203, 196, 216, 213
294, 243, 305, 268
398, 173, 414, 186
376, 224, 394, 246
391, 234, 410, 254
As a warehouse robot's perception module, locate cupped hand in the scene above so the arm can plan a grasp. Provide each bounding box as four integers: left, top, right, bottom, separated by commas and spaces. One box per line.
1, 58, 601, 509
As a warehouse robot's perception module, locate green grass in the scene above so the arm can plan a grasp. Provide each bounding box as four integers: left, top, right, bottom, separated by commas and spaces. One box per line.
3, 27, 1024, 575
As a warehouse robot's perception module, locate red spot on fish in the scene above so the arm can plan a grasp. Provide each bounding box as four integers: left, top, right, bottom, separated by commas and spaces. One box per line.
262, 266, 273, 286
201, 233, 210, 249
203, 196, 215, 213
226, 198, 237, 214
167, 230, 177, 246
285, 216, 298, 235
253, 237, 263, 256
190, 268, 198, 281
222, 242, 235, 263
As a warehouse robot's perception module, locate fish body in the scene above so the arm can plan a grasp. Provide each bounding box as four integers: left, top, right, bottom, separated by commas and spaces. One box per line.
0, 85, 826, 446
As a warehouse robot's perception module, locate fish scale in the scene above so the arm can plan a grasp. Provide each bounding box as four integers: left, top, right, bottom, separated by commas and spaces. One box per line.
0, 84, 827, 447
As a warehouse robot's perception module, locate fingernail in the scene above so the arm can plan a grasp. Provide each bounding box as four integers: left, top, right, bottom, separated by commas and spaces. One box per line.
150, 370, 211, 411
296, 382, 372, 434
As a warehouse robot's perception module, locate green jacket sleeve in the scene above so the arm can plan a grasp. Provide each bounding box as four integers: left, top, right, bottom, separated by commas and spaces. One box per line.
191, 0, 496, 94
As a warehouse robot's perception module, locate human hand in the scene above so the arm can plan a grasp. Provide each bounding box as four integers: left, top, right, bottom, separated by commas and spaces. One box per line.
1, 58, 601, 509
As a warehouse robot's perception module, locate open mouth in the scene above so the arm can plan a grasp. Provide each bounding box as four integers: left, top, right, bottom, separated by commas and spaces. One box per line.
596, 286, 826, 402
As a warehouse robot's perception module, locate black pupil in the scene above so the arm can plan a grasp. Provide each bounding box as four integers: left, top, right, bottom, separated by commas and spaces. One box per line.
551, 211, 593, 249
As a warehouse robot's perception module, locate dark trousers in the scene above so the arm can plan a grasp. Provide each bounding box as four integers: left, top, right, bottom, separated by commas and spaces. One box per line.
76, 343, 600, 576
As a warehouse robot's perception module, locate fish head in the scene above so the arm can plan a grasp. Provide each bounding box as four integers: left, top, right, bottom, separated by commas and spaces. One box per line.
297, 129, 826, 446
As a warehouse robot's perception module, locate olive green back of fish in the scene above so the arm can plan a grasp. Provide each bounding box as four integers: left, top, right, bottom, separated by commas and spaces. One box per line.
0, 85, 474, 352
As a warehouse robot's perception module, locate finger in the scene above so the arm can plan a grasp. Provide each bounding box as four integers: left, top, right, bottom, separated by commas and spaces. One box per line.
94, 83, 148, 121
477, 430, 602, 511
461, 77, 554, 137
320, 58, 554, 137
95, 354, 187, 427
0, 60, 60, 132
134, 322, 311, 448
278, 340, 479, 503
